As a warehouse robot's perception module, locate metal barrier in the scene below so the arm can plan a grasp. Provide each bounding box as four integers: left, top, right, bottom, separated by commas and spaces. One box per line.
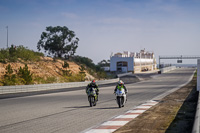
192, 91, 200, 133
117, 72, 133, 78
193, 59, 200, 133
160, 66, 176, 73
0, 78, 119, 94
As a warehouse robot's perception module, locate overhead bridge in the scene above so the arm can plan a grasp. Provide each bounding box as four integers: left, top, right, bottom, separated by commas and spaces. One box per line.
159, 55, 200, 68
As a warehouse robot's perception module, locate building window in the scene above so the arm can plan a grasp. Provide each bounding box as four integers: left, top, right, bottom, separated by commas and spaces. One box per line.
117, 61, 128, 72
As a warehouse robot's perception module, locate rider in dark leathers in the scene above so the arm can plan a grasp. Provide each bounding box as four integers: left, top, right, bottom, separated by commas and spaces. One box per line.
86, 80, 99, 101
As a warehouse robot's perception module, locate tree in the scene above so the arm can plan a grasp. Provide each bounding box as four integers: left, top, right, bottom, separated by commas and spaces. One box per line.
62, 61, 71, 76
79, 65, 86, 81
37, 26, 79, 58
2, 64, 17, 85
9, 45, 17, 62
98, 59, 110, 67
18, 64, 33, 85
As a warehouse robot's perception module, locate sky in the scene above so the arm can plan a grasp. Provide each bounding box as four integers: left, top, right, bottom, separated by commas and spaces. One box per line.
0, 0, 200, 64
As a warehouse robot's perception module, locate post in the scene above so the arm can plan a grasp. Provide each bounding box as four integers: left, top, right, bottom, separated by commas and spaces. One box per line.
6, 26, 8, 48
159, 56, 160, 69
197, 59, 200, 91
140, 52, 141, 72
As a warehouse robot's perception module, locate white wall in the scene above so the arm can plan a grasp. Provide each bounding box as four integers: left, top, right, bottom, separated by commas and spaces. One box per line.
197, 59, 200, 91
110, 57, 134, 72
134, 58, 154, 63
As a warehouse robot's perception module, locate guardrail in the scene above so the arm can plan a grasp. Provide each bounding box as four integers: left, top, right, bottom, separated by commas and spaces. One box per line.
160, 66, 176, 73
0, 78, 119, 94
192, 91, 200, 133
117, 72, 133, 78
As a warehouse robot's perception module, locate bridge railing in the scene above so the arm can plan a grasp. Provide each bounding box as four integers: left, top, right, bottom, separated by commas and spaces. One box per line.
0, 78, 119, 94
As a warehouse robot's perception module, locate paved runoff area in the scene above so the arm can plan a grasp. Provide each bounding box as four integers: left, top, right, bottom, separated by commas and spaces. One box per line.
83, 100, 158, 133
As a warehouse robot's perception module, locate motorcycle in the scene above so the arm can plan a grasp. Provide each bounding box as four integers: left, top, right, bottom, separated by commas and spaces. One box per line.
87, 88, 97, 107
115, 88, 127, 108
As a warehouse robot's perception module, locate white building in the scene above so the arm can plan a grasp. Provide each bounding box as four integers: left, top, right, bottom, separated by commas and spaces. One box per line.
110, 49, 157, 73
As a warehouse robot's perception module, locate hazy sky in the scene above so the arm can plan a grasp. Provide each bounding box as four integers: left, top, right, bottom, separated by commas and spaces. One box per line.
0, 0, 200, 64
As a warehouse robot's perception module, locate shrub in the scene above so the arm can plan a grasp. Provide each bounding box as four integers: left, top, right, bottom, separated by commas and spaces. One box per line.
62, 61, 72, 76
79, 65, 86, 81
2, 64, 18, 85
62, 61, 69, 68
0, 48, 9, 63
72, 55, 108, 79
0, 45, 44, 63
15, 45, 43, 61
17, 64, 33, 85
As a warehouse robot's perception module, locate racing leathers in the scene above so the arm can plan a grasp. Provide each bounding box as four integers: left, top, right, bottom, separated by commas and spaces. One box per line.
114, 84, 127, 94
86, 83, 99, 101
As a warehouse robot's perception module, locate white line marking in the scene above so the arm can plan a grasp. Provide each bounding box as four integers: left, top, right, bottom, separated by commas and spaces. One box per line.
136, 106, 151, 109
84, 129, 116, 133
126, 110, 146, 113
115, 114, 138, 119
102, 121, 129, 126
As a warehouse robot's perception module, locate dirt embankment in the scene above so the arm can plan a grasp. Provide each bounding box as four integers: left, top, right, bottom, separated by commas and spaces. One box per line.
0, 57, 94, 83
114, 77, 198, 133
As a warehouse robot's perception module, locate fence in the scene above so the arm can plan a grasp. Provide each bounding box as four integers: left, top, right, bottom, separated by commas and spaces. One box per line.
0, 78, 119, 94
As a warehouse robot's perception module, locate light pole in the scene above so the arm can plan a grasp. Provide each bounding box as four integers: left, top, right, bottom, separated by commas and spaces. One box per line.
6, 26, 8, 48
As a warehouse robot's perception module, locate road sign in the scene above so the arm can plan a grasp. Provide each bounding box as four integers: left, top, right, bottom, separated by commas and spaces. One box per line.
177, 60, 182, 63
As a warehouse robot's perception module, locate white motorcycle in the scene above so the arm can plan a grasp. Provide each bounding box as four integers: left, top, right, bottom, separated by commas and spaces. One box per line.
115, 89, 127, 108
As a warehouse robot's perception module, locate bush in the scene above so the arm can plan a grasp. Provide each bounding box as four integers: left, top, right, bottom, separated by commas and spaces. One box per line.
15, 45, 44, 61
62, 61, 69, 68
0, 45, 44, 63
62, 61, 72, 76
72, 56, 96, 69
0, 48, 9, 63
71, 55, 108, 79
2, 64, 19, 85
79, 65, 86, 81
17, 64, 33, 85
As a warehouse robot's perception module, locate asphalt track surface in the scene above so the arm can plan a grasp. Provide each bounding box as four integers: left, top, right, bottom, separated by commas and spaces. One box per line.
0, 68, 195, 133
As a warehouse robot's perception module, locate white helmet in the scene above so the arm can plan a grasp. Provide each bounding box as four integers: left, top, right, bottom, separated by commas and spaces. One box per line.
118, 80, 124, 85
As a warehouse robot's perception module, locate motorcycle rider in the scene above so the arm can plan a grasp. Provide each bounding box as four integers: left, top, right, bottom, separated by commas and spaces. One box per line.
114, 80, 128, 95
86, 80, 99, 101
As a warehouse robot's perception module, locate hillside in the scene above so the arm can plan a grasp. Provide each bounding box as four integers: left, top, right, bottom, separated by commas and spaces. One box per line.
0, 56, 95, 85
0, 45, 110, 86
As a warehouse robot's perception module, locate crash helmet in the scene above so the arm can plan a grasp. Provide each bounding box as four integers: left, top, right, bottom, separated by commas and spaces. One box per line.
118, 80, 124, 86
91, 80, 96, 85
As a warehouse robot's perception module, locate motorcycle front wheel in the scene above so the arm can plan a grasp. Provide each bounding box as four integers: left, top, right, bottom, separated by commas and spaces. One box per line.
89, 96, 93, 107
117, 96, 122, 108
